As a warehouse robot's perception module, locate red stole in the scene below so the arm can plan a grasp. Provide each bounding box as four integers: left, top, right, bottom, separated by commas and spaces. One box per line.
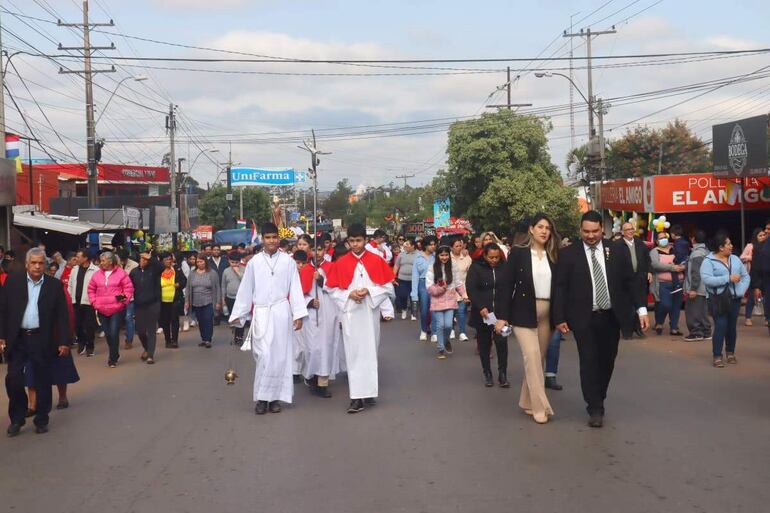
325, 251, 394, 290
299, 264, 315, 295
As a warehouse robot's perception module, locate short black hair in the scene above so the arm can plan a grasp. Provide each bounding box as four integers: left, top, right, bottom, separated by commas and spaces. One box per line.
212, 244, 221, 249
708, 230, 731, 253
348, 223, 366, 238
693, 229, 707, 244
373, 229, 386, 238
75, 248, 89, 260
581, 210, 602, 225
293, 250, 308, 262
116, 248, 129, 260
48, 262, 59, 270
423, 235, 438, 247
279, 239, 290, 249
483, 242, 501, 254
332, 242, 349, 261
670, 224, 683, 237
159, 251, 172, 260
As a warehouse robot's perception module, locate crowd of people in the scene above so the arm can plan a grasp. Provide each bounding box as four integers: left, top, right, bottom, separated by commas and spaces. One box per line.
0, 212, 764, 436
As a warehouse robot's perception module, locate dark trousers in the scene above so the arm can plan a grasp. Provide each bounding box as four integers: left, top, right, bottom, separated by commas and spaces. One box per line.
224, 297, 244, 339
98, 311, 125, 365
5, 332, 52, 427
193, 304, 214, 343
135, 302, 160, 358
395, 280, 412, 312
74, 304, 96, 352
711, 298, 741, 357
159, 302, 180, 344
685, 295, 711, 338
476, 323, 508, 374
572, 311, 621, 416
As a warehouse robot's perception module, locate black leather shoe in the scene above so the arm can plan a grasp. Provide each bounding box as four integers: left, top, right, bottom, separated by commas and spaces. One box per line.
315, 386, 332, 398
293, 374, 302, 384
25, 408, 35, 418
35, 425, 48, 434
363, 397, 376, 406
483, 370, 494, 387
6, 423, 23, 437
268, 401, 282, 413
254, 401, 268, 415
56, 400, 70, 410
545, 376, 563, 391
634, 329, 646, 339
588, 414, 604, 428
347, 399, 364, 413
498, 370, 510, 388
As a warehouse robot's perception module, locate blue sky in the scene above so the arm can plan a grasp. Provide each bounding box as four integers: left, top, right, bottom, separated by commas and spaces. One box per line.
4, 0, 770, 189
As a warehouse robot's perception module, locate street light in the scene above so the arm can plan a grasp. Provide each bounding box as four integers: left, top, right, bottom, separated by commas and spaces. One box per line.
534, 72, 591, 107
188, 148, 219, 175
95, 75, 148, 125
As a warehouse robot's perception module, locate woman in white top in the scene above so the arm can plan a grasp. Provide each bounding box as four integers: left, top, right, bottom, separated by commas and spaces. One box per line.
498, 214, 559, 424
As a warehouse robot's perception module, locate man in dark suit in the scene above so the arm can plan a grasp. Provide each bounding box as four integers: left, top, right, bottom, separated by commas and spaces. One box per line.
617, 222, 652, 339
553, 211, 649, 428
0, 248, 70, 436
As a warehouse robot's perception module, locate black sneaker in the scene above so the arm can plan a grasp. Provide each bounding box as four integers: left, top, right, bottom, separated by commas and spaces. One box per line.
254, 401, 268, 415
78, 345, 87, 356
347, 399, 364, 414
683, 334, 703, 342
363, 397, 376, 406
445, 340, 453, 354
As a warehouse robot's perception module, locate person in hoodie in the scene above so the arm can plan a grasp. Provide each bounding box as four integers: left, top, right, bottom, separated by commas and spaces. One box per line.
87, 251, 134, 368
684, 230, 712, 342
700, 231, 750, 368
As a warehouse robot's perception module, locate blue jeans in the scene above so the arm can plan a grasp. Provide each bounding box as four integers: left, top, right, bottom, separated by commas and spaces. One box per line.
193, 304, 214, 343
712, 298, 741, 357
98, 310, 125, 364
416, 279, 437, 334
124, 300, 135, 343
454, 300, 468, 335
433, 310, 454, 352
545, 330, 562, 375
655, 282, 683, 330
395, 279, 412, 312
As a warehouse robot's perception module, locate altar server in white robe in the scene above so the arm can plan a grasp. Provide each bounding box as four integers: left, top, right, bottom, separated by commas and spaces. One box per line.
326, 223, 395, 414
365, 230, 396, 321
229, 223, 307, 415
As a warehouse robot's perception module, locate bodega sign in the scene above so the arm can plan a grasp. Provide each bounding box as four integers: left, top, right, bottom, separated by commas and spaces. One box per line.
713, 115, 768, 178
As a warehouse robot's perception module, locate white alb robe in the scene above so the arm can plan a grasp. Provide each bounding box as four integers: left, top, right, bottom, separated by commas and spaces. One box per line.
229, 251, 308, 403
301, 268, 341, 380
329, 256, 394, 399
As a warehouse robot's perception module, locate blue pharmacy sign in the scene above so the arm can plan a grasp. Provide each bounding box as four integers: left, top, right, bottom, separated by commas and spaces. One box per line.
230, 167, 300, 186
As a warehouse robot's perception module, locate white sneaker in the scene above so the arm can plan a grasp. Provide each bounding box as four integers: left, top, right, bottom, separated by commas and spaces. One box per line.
459, 333, 469, 341
401, 311, 407, 320
419, 331, 427, 341
450, 330, 456, 340
430, 334, 438, 343
410, 315, 417, 321
182, 321, 190, 332
190, 321, 197, 327
156, 327, 163, 334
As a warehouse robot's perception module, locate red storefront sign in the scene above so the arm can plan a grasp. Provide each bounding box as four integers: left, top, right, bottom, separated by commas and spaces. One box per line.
600, 173, 770, 213
598, 178, 644, 211
29, 163, 169, 183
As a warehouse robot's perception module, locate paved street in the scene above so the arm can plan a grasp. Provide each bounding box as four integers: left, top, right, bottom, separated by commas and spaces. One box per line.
2, 317, 770, 513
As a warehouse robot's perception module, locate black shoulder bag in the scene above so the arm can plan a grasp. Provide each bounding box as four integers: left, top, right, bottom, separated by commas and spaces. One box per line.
710, 259, 734, 316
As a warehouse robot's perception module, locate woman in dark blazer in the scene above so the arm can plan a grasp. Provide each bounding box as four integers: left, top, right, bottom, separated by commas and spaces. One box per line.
499, 214, 559, 424
466, 243, 510, 388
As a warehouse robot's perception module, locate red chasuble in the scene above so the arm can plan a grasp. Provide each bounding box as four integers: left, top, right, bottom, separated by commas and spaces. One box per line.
299, 263, 315, 295
325, 250, 395, 290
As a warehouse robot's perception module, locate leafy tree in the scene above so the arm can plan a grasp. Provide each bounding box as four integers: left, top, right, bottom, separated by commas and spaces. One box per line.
606, 119, 711, 178
443, 110, 577, 233
198, 185, 271, 230
322, 180, 354, 219
477, 164, 580, 237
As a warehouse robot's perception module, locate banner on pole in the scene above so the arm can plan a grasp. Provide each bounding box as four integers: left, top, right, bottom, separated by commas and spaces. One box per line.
231, 167, 302, 186
433, 198, 451, 228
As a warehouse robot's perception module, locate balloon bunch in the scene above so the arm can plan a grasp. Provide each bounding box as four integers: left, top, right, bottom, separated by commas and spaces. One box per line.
652, 215, 671, 233
131, 230, 152, 252
612, 216, 622, 234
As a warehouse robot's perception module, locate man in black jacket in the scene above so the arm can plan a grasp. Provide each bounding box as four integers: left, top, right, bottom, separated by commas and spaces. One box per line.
0, 248, 70, 436
553, 211, 649, 428
130, 250, 162, 364
617, 222, 652, 339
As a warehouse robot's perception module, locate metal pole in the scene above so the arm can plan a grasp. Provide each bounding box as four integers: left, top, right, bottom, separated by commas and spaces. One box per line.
506, 66, 511, 110
84, 0, 98, 208
0, 11, 9, 247
226, 143, 233, 229
586, 28, 595, 140
740, 178, 746, 249
168, 104, 177, 248
239, 187, 243, 220
312, 130, 318, 245
597, 98, 606, 180
28, 138, 33, 207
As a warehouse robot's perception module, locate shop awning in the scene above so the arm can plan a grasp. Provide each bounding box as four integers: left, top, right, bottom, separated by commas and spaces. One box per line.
13, 212, 122, 235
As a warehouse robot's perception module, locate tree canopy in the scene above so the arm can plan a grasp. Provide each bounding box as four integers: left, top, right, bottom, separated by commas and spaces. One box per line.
198, 185, 271, 230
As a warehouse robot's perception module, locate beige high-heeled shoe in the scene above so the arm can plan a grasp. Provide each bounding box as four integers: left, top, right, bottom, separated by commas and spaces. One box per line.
533, 412, 549, 424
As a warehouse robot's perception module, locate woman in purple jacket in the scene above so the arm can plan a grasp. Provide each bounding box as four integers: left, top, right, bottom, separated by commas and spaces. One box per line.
88, 251, 134, 368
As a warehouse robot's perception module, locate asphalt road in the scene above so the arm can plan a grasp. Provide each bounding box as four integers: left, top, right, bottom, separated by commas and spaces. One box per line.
1, 317, 770, 513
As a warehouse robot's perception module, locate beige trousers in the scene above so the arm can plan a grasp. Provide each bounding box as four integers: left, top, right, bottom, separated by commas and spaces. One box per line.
512, 300, 554, 417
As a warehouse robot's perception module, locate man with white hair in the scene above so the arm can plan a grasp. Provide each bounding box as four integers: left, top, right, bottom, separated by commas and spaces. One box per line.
1, 248, 70, 436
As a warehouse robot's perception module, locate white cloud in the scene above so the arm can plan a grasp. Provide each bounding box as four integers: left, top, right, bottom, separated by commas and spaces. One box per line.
152, 0, 251, 8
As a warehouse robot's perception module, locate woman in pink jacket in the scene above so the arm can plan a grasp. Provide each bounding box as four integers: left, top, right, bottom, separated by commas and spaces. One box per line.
88, 251, 134, 368
426, 245, 467, 360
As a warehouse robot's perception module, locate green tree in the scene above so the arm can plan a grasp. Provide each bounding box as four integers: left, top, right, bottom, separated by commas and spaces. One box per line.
443, 110, 577, 232
322, 180, 354, 219
606, 119, 711, 178
198, 185, 271, 230
477, 164, 580, 236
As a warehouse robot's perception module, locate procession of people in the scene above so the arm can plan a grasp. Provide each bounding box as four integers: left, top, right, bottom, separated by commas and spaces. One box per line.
1, 210, 762, 437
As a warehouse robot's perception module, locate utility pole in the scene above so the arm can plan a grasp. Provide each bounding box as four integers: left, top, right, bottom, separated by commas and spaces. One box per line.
486, 67, 531, 110
597, 98, 607, 180
568, 12, 579, 152
58, 1, 115, 208
506, 66, 512, 110
224, 142, 235, 229
166, 104, 178, 248
0, 12, 9, 247
563, 26, 615, 180
395, 173, 415, 188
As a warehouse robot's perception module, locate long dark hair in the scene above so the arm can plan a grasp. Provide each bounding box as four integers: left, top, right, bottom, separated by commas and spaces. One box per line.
432, 245, 453, 285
